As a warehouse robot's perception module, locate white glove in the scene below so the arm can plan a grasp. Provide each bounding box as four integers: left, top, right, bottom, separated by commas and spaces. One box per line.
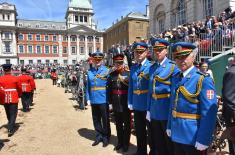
146, 111, 151, 122
128, 104, 133, 110
166, 129, 171, 137
109, 104, 113, 110
87, 100, 91, 106
195, 142, 208, 151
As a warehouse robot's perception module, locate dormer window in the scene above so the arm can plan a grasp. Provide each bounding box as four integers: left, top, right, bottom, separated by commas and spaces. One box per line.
84, 16, 88, 22
75, 15, 79, 22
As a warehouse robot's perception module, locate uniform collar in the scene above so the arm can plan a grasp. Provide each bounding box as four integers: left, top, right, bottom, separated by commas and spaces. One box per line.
183, 65, 194, 77
140, 58, 147, 66
157, 56, 167, 66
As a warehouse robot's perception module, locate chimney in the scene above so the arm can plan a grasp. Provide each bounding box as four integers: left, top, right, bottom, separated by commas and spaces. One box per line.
146, 5, 149, 17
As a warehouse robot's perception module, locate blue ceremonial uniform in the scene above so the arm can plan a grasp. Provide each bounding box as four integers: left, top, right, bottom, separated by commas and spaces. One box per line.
167, 67, 217, 146
86, 65, 109, 104
147, 58, 180, 120
128, 59, 152, 111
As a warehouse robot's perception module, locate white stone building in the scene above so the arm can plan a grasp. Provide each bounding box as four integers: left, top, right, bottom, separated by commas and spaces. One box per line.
0, 0, 103, 65
149, 0, 235, 35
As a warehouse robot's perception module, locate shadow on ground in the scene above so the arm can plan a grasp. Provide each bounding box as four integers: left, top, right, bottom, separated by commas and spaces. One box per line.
77, 128, 136, 154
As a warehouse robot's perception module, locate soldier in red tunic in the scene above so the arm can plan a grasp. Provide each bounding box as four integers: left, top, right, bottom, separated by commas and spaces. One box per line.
51, 69, 57, 85
0, 64, 21, 137
18, 67, 35, 112
26, 70, 36, 106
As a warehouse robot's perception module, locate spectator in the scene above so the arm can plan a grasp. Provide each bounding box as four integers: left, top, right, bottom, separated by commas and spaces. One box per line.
199, 62, 214, 79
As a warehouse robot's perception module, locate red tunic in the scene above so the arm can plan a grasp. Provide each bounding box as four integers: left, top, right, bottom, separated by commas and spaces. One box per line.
0, 74, 22, 104
18, 74, 35, 93
51, 72, 57, 80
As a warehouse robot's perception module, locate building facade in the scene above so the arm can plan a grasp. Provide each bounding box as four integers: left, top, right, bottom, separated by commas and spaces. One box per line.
149, 0, 235, 34
0, 0, 103, 65
103, 11, 149, 52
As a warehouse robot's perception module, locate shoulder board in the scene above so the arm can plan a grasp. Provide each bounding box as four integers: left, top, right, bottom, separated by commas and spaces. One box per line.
169, 61, 176, 64
196, 71, 208, 77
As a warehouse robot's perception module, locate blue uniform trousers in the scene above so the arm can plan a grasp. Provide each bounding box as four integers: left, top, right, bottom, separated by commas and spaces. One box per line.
173, 142, 207, 155
91, 104, 110, 141
150, 120, 174, 155
134, 110, 153, 155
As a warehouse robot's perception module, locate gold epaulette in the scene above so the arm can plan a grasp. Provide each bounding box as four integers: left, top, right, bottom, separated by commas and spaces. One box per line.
174, 75, 204, 106
138, 72, 149, 80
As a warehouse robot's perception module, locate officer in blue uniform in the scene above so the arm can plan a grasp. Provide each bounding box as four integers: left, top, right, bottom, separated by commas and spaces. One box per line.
86, 51, 110, 147
128, 42, 152, 155
167, 42, 217, 155
147, 38, 180, 155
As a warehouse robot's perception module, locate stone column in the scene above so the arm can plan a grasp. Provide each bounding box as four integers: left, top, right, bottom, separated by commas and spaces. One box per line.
68, 34, 71, 64
76, 34, 80, 62
93, 35, 96, 52
85, 35, 88, 56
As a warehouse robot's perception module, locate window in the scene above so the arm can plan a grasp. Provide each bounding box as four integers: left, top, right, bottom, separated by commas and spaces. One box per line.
7, 14, 10, 20
28, 45, 33, 53
45, 45, 50, 54
54, 60, 58, 64
80, 46, 85, 54
63, 36, 67, 41
18, 34, 24, 40
88, 47, 93, 53
178, 0, 186, 25
53, 35, 57, 41
28, 34, 32, 41
37, 60, 41, 64
71, 36, 77, 42
80, 16, 83, 22
135, 22, 143, 30
88, 36, 93, 42
36, 45, 41, 54
36, 24, 39, 28
18, 23, 23, 27
6, 59, 10, 64
71, 46, 77, 54
36, 34, 41, 41
2, 14, 5, 20
29, 60, 33, 64
20, 60, 24, 65
203, 0, 213, 17
79, 35, 85, 41
95, 37, 99, 43
5, 42, 11, 53
45, 35, 49, 41
159, 19, 165, 33
46, 60, 50, 64
75, 15, 79, 22
84, 16, 88, 22
72, 60, 76, 64
63, 47, 67, 53
4, 32, 10, 39
53, 45, 58, 54
63, 60, 68, 64
19, 45, 24, 53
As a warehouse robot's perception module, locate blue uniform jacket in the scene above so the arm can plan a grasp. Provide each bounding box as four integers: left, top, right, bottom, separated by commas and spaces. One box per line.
167, 67, 217, 146
147, 58, 180, 120
86, 65, 109, 104
128, 60, 151, 111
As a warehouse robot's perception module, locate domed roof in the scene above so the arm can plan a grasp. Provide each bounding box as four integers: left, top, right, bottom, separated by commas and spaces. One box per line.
69, 0, 92, 9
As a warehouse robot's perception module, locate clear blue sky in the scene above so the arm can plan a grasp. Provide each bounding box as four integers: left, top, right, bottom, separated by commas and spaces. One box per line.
0, 0, 148, 30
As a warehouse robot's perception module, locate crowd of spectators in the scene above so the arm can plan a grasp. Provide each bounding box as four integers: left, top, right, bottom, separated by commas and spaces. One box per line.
154, 7, 235, 52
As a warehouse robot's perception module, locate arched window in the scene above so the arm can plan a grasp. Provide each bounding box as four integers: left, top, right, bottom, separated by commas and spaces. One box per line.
203, 0, 213, 17
178, 0, 186, 25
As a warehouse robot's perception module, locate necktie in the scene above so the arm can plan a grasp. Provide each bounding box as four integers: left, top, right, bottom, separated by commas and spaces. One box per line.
180, 72, 184, 78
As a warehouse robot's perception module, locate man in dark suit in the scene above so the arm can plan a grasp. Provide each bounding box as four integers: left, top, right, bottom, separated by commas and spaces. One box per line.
222, 58, 235, 154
